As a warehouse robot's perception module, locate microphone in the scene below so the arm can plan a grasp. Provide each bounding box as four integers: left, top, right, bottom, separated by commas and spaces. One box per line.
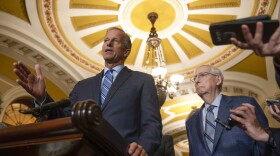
215, 118, 232, 130
19, 99, 71, 115
215, 117, 237, 130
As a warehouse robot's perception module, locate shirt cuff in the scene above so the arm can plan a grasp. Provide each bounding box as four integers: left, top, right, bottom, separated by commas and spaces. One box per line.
33, 94, 47, 107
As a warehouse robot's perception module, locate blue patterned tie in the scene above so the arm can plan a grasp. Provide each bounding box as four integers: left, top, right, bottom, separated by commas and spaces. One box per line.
101, 70, 113, 105
205, 105, 216, 153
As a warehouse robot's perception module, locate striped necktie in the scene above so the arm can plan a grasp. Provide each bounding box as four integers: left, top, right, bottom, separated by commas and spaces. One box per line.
100, 70, 113, 105
204, 105, 216, 153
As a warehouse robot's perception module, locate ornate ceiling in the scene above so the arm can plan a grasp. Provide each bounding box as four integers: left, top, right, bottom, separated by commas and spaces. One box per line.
0, 0, 280, 155
37, 0, 278, 75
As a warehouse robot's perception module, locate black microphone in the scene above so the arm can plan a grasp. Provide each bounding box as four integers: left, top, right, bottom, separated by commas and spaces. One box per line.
215, 118, 232, 130
215, 117, 238, 130
19, 99, 71, 115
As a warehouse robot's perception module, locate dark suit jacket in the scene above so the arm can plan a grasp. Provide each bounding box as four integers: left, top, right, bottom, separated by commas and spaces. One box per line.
153, 135, 175, 156
48, 67, 162, 155
271, 128, 280, 155
274, 57, 280, 87
186, 95, 269, 156
273, 58, 280, 155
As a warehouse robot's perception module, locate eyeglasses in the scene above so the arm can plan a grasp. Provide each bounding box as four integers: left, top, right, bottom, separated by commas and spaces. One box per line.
190, 72, 217, 83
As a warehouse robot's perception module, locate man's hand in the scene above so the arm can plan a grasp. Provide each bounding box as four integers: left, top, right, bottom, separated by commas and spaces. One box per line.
128, 142, 148, 156
269, 105, 280, 122
13, 61, 46, 102
229, 103, 269, 142
230, 22, 280, 56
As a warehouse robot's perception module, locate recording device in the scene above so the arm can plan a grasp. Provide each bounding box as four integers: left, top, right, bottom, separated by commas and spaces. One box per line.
266, 99, 280, 106
19, 99, 71, 121
215, 117, 237, 130
209, 15, 280, 45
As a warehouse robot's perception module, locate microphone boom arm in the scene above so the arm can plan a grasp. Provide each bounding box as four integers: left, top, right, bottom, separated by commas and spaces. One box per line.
19, 99, 71, 121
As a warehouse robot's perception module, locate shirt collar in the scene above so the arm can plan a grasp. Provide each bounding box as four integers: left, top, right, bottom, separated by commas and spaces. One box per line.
104, 65, 125, 74
205, 94, 222, 109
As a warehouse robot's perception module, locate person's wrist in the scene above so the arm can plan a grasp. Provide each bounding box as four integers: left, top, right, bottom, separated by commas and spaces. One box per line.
254, 127, 269, 142
264, 127, 276, 148
35, 91, 47, 104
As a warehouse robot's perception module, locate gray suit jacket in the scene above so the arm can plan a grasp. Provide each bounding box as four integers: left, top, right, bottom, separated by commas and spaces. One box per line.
48, 67, 162, 155
186, 95, 269, 156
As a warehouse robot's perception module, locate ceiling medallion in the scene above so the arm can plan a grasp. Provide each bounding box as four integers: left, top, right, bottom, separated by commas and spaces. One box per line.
119, 0, 187, 39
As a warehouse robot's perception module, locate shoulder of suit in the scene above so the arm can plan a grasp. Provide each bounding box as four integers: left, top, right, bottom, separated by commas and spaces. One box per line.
222, 94, 254, 100
186, 108, 200, 123
124, 67, 153, 77
76, 74, 100, 84
133, 71, 152, 77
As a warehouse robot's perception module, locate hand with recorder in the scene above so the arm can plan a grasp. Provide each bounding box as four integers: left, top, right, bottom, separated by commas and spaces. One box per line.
230, 104, 271, 142
266, 99, 280, 122
230, 20, 280, 57
229, 103, 278, 155
227, 100, 280, 156
228, 15, 280, 88
227, 15, 280, 155
209, 14, 280, 155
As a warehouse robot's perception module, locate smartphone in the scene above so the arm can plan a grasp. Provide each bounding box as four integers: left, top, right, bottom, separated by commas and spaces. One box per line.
214, 14, 271, 25
266, 99, 280, 106
209, 17, 279, 45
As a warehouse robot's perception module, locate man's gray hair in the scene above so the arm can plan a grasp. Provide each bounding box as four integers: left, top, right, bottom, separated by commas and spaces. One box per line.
106, 27, 132, 50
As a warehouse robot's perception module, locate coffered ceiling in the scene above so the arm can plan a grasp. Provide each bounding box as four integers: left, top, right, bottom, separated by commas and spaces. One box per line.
0, 0, 280, 155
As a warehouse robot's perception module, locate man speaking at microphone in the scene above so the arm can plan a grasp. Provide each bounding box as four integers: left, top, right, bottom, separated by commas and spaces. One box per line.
13, 27, 162, 156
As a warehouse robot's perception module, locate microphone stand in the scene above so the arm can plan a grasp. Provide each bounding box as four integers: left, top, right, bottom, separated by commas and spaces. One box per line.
19, 99, 70, 122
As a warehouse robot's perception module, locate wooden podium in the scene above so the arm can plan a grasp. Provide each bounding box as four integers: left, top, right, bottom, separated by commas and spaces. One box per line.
0, 100, 128, 156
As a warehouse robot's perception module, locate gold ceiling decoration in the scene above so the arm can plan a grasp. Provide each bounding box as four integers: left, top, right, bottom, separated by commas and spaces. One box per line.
0, 0, 30, 23
37, 0, 277, 77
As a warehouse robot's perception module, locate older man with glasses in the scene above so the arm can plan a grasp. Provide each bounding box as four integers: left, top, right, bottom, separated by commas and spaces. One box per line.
186, 65, 269, 156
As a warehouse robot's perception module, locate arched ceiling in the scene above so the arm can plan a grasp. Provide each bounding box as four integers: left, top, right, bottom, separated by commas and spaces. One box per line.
0, 0, 280, 156
36, 0, 279, 75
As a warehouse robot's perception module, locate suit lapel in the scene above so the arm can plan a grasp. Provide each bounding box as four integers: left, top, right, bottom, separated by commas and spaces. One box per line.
101, 67, 132, 110
94, 71, 103, 105
212, 95, 234, 152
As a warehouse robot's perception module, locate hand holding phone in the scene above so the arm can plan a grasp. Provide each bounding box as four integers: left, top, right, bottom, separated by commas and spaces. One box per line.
209, 15, 279, 45
266, 99, 280, 106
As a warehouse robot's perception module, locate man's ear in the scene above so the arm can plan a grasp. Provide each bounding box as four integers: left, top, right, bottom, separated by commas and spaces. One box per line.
124, 49, 131, 58
216, 75, 222, 86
